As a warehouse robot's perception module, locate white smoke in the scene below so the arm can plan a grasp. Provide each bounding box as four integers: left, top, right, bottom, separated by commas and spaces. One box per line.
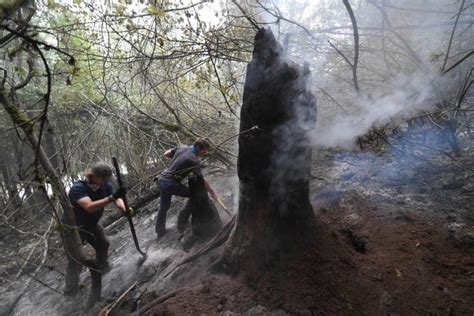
253, 0, 467, 150
312, 71, 440, 148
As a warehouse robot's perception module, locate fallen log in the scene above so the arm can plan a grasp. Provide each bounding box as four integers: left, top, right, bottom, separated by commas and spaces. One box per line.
102, 187, 160, 228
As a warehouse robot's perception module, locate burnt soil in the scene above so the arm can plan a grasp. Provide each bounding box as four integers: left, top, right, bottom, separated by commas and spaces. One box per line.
117, 149, 474, 316
1, 148, 473, 315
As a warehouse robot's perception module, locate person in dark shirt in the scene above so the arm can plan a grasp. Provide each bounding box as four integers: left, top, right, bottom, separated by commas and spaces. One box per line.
64, 162, 126, 297
155, 138, 217, 238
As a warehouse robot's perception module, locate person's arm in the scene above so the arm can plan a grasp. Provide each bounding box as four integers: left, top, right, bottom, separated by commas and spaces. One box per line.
164, 147, 177, 158
107, 182, 127, 213
77, 196, 115, 214
114, 198, 126, 212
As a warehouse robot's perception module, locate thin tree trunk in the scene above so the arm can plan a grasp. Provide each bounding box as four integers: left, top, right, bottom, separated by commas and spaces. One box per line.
0, 156, 22, 214
342, 0, 360, 94
0, 87, 102, 306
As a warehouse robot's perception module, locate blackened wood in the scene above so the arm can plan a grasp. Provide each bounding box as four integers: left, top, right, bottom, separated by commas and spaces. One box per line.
229, 28, 317, 271
178, 176, 222, 237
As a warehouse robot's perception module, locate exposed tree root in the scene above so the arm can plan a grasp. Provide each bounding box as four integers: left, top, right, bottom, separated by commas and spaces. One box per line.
98, 281, 138, 316
140, 287, 189, 314
163, 216, 235, 279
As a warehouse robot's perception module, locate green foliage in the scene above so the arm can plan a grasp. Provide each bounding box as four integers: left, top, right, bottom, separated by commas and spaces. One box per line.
47, 0, 58, 9
429, 52, 444, 62
1, 0, 252, 187
14, 65, 26, 76
147, 4, 166, 18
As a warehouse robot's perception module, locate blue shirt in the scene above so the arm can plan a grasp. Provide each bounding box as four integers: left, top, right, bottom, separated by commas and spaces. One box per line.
68, 180, 113, 231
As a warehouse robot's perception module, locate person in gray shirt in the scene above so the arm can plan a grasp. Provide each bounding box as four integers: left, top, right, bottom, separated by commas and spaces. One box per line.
155, 138, 217, 238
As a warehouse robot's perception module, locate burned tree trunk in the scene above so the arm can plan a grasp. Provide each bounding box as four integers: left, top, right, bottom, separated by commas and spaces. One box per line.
218, 28, 317, 274
178, 176, 222, 238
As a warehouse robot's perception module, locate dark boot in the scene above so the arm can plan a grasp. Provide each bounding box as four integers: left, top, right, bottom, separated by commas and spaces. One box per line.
177, 206, 191, 232
94, 224, 111, 274
156, 222, 167, 238
86, 269, 102, 309
64, 256, 81, 297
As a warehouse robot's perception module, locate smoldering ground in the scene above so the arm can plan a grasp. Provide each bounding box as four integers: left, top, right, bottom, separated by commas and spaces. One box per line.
311, 70, 443, 149
255, 0, 472, 205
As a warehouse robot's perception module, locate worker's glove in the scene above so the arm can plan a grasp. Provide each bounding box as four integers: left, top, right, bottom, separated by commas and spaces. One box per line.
112, 187, 127, 200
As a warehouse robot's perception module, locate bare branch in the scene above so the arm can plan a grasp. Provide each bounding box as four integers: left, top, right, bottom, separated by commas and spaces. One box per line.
442, 0, 466, 71
443, 50, 474, 74
342, 0, 360, 94
231, 0, 261, 31
32, 44, 51, 174
255, 0, 317, 41
0, 25, 75, 64
327, 39, 353, 68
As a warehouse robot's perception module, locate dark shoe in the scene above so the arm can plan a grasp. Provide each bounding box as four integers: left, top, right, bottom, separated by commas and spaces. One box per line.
156, 228, 167, 239
99, 262, 113, 274
64, 287, 78, 298
155, 222, 166, 234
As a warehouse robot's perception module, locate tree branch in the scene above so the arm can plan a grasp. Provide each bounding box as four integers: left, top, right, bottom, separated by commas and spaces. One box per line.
32, 43, 51, 174
231, 0, 261, 31
342, 0, 360, 94
0, 25, 75, 65
327, 39, 353, 68
442, 50, 474, 74
442, 0, 465, 71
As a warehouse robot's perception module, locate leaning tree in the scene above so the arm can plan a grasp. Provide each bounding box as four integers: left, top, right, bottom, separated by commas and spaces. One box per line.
0, 1, 104, 307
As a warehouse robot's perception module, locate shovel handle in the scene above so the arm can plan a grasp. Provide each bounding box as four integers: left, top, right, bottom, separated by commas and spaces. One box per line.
111, 157, 146, 258
213, 195, 232, 216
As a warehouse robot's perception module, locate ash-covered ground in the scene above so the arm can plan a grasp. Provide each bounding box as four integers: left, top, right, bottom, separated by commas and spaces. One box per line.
1, 143, 473, 315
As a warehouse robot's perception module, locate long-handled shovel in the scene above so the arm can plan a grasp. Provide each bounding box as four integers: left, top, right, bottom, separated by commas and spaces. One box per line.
212, 195, 232, 216
112, 157, 147, 259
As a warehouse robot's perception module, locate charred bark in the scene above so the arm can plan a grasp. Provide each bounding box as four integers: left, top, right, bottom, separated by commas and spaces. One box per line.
218, 28, 317, 274
178, 176, 222, 237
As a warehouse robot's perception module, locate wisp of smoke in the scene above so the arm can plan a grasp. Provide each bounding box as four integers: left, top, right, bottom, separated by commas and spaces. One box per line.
312, 71, 440, 148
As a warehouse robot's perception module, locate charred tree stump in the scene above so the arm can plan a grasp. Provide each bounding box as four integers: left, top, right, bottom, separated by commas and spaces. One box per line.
178, 176, 222, 238
217, 28, 317, 274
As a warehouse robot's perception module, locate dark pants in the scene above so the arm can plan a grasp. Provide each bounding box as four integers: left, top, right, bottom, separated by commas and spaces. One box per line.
156, 178, 190, 233
64, 224, 110, 296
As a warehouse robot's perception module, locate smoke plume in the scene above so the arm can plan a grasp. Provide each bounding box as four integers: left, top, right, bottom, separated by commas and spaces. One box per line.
312, 72, 440, 148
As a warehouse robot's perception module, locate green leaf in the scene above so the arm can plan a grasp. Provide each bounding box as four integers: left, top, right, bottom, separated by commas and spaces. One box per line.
72, 67, 80, 77
14, 66, 26, 74
219, 85, 228, 94
47, 0, 58, 9
147, 4, 166, 17
115, 5, 125, 15
429, 52, 443, 62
